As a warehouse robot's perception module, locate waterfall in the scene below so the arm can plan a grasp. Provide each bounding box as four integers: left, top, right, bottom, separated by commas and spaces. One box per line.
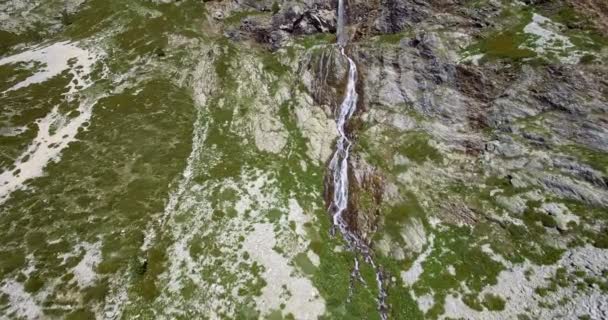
337, 0, 347, 47
328, 0, 389, 319
328, 49, 358, 235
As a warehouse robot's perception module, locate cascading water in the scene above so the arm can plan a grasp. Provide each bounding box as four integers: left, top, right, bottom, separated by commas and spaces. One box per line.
336, 0, 347, 47
328, 0, 388, 319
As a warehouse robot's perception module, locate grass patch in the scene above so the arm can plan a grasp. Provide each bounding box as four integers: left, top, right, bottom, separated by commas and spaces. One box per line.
482, 293, 506, 311
224, 10, 269, 25
294, 33, 336, 49
412, 225, 505, 318
478, 31, 537, 60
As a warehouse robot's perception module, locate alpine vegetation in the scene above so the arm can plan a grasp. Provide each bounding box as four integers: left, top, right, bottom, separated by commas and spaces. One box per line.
0, 0, 607, 319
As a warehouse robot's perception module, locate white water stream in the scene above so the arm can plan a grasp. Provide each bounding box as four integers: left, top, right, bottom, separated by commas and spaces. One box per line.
328, 0, 388, 318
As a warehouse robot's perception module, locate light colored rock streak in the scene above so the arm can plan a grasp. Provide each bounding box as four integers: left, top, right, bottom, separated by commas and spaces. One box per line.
244, 223, 325, 319
0, 280, 44, 319
521, 13, 584, 64
0, 41, 101, 204
0, 41, 96, 94
401, 235, 435, 287
72, 241, 102, 288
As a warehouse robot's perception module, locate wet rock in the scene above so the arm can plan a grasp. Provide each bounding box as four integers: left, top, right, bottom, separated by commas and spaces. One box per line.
268, 1, 336, 36
301, 47, 347, 107
532, 73, 585, 115
349, 156, 386, 241
486, 68, 545, 128
356, 47, 410, 108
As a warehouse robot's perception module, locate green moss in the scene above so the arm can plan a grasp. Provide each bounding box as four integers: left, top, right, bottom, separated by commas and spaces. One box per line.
267, 310, 284, 320
294, 252, 316, 275
0, 30, 22, 55
412, 226, 505, 318
272, 2, 281, 14
66, 0, 207, 40
491, 221, 564, 265
235, 305, 260, 320
464, 8, 538, 62
304, 205, 421, 319
372, 31, 411, 45
548, 6, 608, 51
0, 78, 196, 308
592, 233, 608, 249
294, 33, 336, 49
261, 52, 290, 78
579, 54, 596, 64
514, 113, 554, 136
0, 27, 48, 56
523, 208, 558, 229
0, 61, 44, 92
24, 275, 45, 293
482, 293, 506, 311
462, 294, 484, 311
0, 72, 73, 169
396, 132, 443, 164
358, 129, 443, 174
83, 281, 109, 303
11, 0, 603, 316
379, 193, 425, 242
479, 31, 537, 60
214, 41, 238, 85
0, 249, 26, 278
66, 309, 95, 320
466, 2, 608, 65
357, 190, 376, 214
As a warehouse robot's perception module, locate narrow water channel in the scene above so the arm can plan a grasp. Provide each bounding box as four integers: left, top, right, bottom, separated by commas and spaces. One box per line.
328, 1, 389, 318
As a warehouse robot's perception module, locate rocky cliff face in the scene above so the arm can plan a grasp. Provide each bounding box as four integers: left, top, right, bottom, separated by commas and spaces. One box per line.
0, 0, 607, 319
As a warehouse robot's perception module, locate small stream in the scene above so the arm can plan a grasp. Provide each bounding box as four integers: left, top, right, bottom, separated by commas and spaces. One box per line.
327, 0, 388, 318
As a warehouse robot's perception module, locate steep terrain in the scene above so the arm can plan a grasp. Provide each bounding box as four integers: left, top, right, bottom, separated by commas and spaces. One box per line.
0, 0, 607, 319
